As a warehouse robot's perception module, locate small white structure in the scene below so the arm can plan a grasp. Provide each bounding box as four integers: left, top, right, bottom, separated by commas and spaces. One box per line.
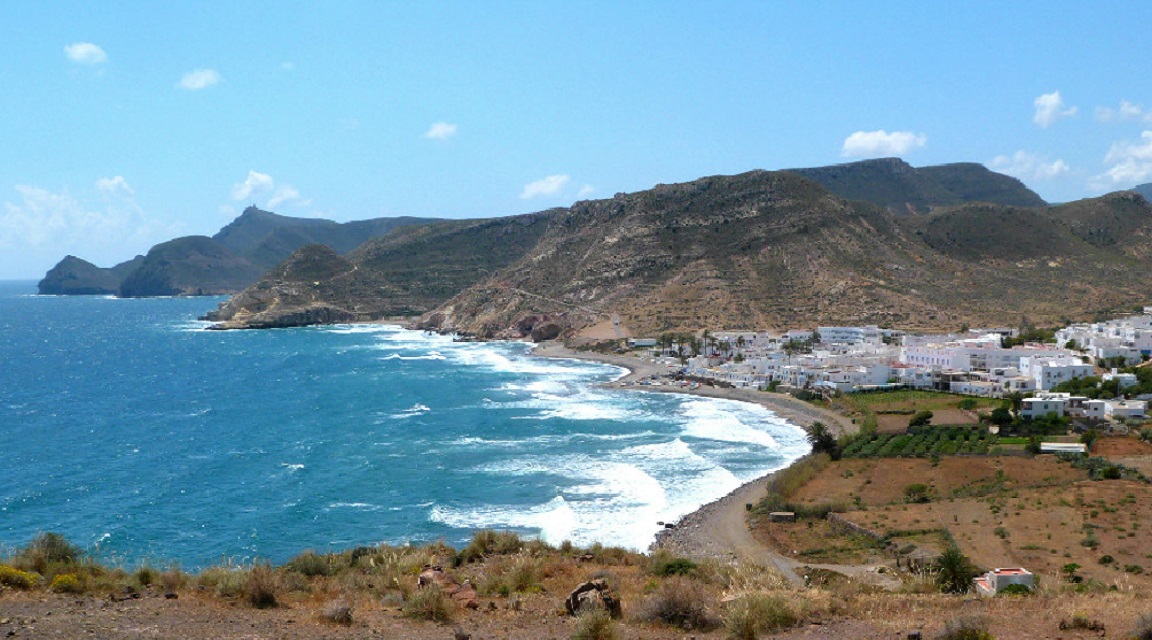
974, 567, 1035, 596
1020, 396, 1067, 419
1107, 399, 1147, 420
1039, 443, 1087, 455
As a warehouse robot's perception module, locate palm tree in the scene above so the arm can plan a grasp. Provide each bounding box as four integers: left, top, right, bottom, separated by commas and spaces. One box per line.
935, 546, 976, 594
806, 421, 840, 460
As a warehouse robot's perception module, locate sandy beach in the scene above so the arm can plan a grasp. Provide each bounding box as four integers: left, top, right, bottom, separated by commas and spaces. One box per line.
530, 341, 855, 572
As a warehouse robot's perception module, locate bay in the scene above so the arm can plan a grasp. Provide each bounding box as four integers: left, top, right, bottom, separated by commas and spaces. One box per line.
0, 280, 807, 568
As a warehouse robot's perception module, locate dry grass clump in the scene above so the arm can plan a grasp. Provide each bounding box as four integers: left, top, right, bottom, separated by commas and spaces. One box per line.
572, 609, 617, 640
457, 530, 525, 564
245, 563, 279, 608
403, 584, 454, 623
285, 550, 332, 577
478, 554, 544, 596
318, 599, 354, 625
633, 576, 719, 630
938, 615, 994, 640
723, 593, 797, 639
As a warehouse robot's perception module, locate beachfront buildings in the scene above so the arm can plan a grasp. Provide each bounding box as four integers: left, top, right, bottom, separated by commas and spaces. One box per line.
672, 321, 1128, 400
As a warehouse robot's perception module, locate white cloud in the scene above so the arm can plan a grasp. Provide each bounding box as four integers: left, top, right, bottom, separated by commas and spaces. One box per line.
177, 69, 221, 90
268, 185, 310, 209
840, 130, 926, 158
1095, 100, 1152, 123
1033, 91, 1077, 128
0, 183, 181, 278
520, 174, 570, 199
95, 176, 134, 196
64, 42, 107, 65
228, 171, 310, 210
280, 61, 295, 72
230, 171, 274, 201
577, 184, 595, 198
988, 151, 1070, 182
424, 121, 458, 140
1091, 130, 1152, 188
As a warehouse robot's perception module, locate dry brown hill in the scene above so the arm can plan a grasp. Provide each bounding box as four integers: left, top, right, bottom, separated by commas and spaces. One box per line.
421, 174, 1152, 339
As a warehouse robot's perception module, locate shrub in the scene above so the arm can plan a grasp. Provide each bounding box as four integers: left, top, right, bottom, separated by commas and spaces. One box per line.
1126, 564, 1145, 575
723, 593, 796, 639
904, 483, 931, 504
1099, 555, 1115, 565
134, 566, 157, 587
998, 583, 1031, 595
572, 609, 617, 640
1131, 612, 1152, 640
457, 530, 523, 564
0, 565, 38, 589
505, 556, 543, 593
285, 550, 332, 577
18, 532, 83, 574
938, 615, 994, 640
319, 599, 353, 625
634, 576, 717, 630
159, 568, 186, 592
245, 563, 279, 608
649, 551, 698, 577
49, 573, 83, 594
403, 585, 454, 623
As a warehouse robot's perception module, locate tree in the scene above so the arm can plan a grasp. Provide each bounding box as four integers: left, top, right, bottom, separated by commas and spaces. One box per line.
1007, 391, 1025, 416
806, 421, 840, 460
989, 406, 1014, 430
909, 410, 934, 428
935, 546, 977, 594
1080, 429, 1098, 452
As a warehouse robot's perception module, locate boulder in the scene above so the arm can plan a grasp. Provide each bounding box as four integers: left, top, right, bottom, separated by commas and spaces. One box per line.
451, 580, 479, 610
564, 579, 622, 619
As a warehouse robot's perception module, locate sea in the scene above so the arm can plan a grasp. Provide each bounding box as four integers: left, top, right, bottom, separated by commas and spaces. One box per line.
0, 280, 808, 569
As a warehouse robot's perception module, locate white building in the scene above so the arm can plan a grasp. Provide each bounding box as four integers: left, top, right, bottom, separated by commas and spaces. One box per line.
1020, 395, 1067, 419
816, 325, 883, 346
974, 568, 1034, 597
1020, 356, 1094, 391
1107, 399, 1147, 420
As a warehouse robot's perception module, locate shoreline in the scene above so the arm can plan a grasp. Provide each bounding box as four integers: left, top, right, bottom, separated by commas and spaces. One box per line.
530, 341, 855, 435
530, 341, 855, 565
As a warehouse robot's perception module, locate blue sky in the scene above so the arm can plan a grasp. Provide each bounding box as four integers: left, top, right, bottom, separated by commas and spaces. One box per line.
4, 2, 1152, 279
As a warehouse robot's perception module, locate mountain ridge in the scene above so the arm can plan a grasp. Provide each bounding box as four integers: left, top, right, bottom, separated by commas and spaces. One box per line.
37, 207, 439, 297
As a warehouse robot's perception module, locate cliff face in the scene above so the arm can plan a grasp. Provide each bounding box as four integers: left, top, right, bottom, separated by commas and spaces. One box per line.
420, 173, 1152, 339
202, 213, 557, 329
118, 236, 266, 297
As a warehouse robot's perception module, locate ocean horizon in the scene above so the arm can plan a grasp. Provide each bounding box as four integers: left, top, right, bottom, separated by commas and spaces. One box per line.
0, 280, 807, 569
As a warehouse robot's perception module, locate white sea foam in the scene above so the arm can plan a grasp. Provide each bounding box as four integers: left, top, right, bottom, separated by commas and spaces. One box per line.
325, 324, 405, 334
678, 397, 787, 448
327, 502, 381, 511
379, 351, 446, 361
387, 403, 431, 419
280, 463, 305, 472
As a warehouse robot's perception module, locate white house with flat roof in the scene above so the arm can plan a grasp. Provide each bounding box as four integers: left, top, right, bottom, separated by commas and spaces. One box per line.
1021, 395, 1067, 419
1020, 356, 1094, 391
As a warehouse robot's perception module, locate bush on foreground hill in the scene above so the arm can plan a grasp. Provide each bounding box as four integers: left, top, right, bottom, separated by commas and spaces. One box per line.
5, 531, 1152, 638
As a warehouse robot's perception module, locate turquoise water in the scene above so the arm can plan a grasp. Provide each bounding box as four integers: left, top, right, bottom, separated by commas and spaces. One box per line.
0, 280, 807, 568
